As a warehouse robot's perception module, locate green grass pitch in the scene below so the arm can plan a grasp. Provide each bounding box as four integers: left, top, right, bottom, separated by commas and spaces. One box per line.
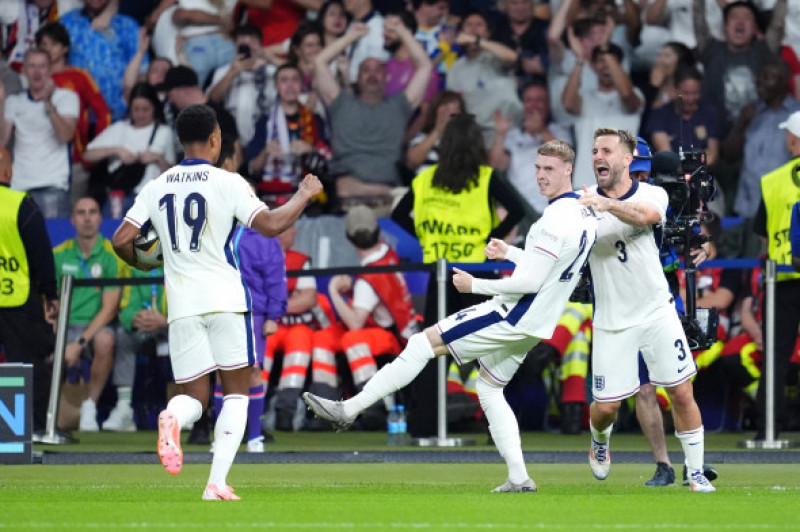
2, 462, 798, 531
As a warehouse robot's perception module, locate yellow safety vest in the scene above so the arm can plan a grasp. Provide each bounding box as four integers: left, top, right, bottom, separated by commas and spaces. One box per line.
0, 187, 30, 307
412, 165, 498, 264
760, 156, 800, 282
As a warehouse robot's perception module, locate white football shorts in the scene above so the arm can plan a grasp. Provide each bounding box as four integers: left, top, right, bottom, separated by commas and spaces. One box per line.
169, 312, 255, 384
592, 305, 696, 402
436, 299, 541, 385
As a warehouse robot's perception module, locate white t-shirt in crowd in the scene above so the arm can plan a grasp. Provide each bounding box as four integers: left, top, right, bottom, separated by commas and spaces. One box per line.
7, 88, 79, 191
124, 160, 267, 322
86, 120, 176, 193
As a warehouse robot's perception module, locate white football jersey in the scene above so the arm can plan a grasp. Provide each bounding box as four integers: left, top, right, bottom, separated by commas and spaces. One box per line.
124, 159, 267, 322
484, 192, 598, 339
587, 180, 672, 330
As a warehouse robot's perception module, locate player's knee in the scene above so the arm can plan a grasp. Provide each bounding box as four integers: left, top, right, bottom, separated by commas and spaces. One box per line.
404, 332, 435, 361
592, 400, 620, 418
665, 381, 695, 410
476, 374, 504, 411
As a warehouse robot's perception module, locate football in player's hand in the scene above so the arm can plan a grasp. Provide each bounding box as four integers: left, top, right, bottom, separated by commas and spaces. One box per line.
134, 223, 163, 268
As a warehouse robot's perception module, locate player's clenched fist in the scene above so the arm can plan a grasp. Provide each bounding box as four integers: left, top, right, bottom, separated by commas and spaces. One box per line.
485, 238, 508, 261
452, 267, 473, 294
298, 173, 323, 198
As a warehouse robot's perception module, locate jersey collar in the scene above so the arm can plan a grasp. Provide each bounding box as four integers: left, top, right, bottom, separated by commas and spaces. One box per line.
597, 177, 638, 201
548, 191, 580, 204
179, 158, 213, 166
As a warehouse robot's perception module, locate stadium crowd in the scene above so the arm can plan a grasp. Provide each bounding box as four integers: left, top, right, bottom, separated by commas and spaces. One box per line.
1, 0, 800, 448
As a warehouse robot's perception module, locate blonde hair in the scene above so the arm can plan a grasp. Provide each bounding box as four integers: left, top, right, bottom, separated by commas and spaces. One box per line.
538, 139, 575, 165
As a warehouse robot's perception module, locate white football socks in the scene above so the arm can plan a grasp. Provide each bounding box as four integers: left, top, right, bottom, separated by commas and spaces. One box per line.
477, 377, 529, 484
166, 394, 203, 430
676, 425, 704, 474
343, 333, 434, 418
209, 394, 248, 488
590, 420, 613, 443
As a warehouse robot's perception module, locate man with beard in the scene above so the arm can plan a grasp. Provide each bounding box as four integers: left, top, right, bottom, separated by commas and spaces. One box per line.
577, 128, 715, 492
314, 19, 431, 212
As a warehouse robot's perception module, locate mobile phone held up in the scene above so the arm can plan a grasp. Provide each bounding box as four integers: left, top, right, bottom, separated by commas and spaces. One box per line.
238, 44, 251, 60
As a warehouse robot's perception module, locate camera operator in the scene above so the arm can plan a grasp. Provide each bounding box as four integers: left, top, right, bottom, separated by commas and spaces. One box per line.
628, 138, 717, 487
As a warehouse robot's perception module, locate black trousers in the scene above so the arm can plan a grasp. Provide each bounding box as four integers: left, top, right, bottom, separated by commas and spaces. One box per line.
756, 279, 800, 435
0, 294, 56, 432
405, 269, 494, 438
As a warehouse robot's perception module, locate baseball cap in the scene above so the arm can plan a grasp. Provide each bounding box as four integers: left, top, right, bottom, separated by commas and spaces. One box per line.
163, 65, 198, 91
630, 136, 652, 173
778, 110, 800, 137
345, 205, 378, 236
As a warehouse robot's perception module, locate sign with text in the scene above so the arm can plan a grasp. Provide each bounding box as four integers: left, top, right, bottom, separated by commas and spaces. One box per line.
0, 364, 32, 464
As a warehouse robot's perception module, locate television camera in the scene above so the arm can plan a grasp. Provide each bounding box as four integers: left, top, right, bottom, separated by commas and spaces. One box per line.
651, 148, 719, 351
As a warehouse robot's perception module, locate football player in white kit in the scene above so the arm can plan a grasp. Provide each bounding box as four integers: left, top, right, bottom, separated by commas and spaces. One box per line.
303, 140, 598, 492
577, 128, 715, 492
112, 104, 322, 500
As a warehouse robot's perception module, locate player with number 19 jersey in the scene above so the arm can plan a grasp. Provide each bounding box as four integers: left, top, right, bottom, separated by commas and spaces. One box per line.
123, 159, 266, 323
586, 180, 672, 330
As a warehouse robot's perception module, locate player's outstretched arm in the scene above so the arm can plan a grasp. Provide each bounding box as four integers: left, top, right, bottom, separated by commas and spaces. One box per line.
112, 220, 157, 271
578, 186, 660, 226
251, 174, 323, 237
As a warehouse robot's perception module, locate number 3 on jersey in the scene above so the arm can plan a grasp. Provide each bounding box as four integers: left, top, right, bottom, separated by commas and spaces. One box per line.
159, 193, 207, 252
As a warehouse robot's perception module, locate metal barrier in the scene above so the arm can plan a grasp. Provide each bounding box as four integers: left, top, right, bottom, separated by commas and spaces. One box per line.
34, 258, 797, 449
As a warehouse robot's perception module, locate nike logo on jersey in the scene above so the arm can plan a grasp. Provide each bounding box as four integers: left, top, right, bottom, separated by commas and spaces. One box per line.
677, 365, 689, 374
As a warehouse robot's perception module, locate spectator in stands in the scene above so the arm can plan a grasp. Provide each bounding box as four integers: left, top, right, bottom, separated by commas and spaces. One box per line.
342, 0, 389, 82
35, 21, 112, 205
383, 10, 440, 113
646, 41, 696, 110
5, 0, 59, 72
647, 0, 727, 50
53, 197, 123, 432
545, 0, 619, 127
404, 89, 465, 174
324, 205, 422, 429
122, 27, 173, 104
0, 146, 59, 435
445, 10, 520, 147
171, 0, 236, 89
246, 64, 330, 209
235, 0, 321, 48
207, 24, 277, 147
729, 59, 800, 219
83, 82, 175, 218
108, 263, 168, 432
315, 20, 432, 212
317, 0, 350, 47
287, 21, 332, 123
563, 41, 644, 190
60, 0, 147, 121
161, 65, 239, 163
694, 0, 784, 130
391, 113, 523, 436
0, 48, 78, 218
646, 66, 721, 166
491, 0, 548, 87
412, 0, 455, 80
752, 109, 800, 440
490, 77, 573, 218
